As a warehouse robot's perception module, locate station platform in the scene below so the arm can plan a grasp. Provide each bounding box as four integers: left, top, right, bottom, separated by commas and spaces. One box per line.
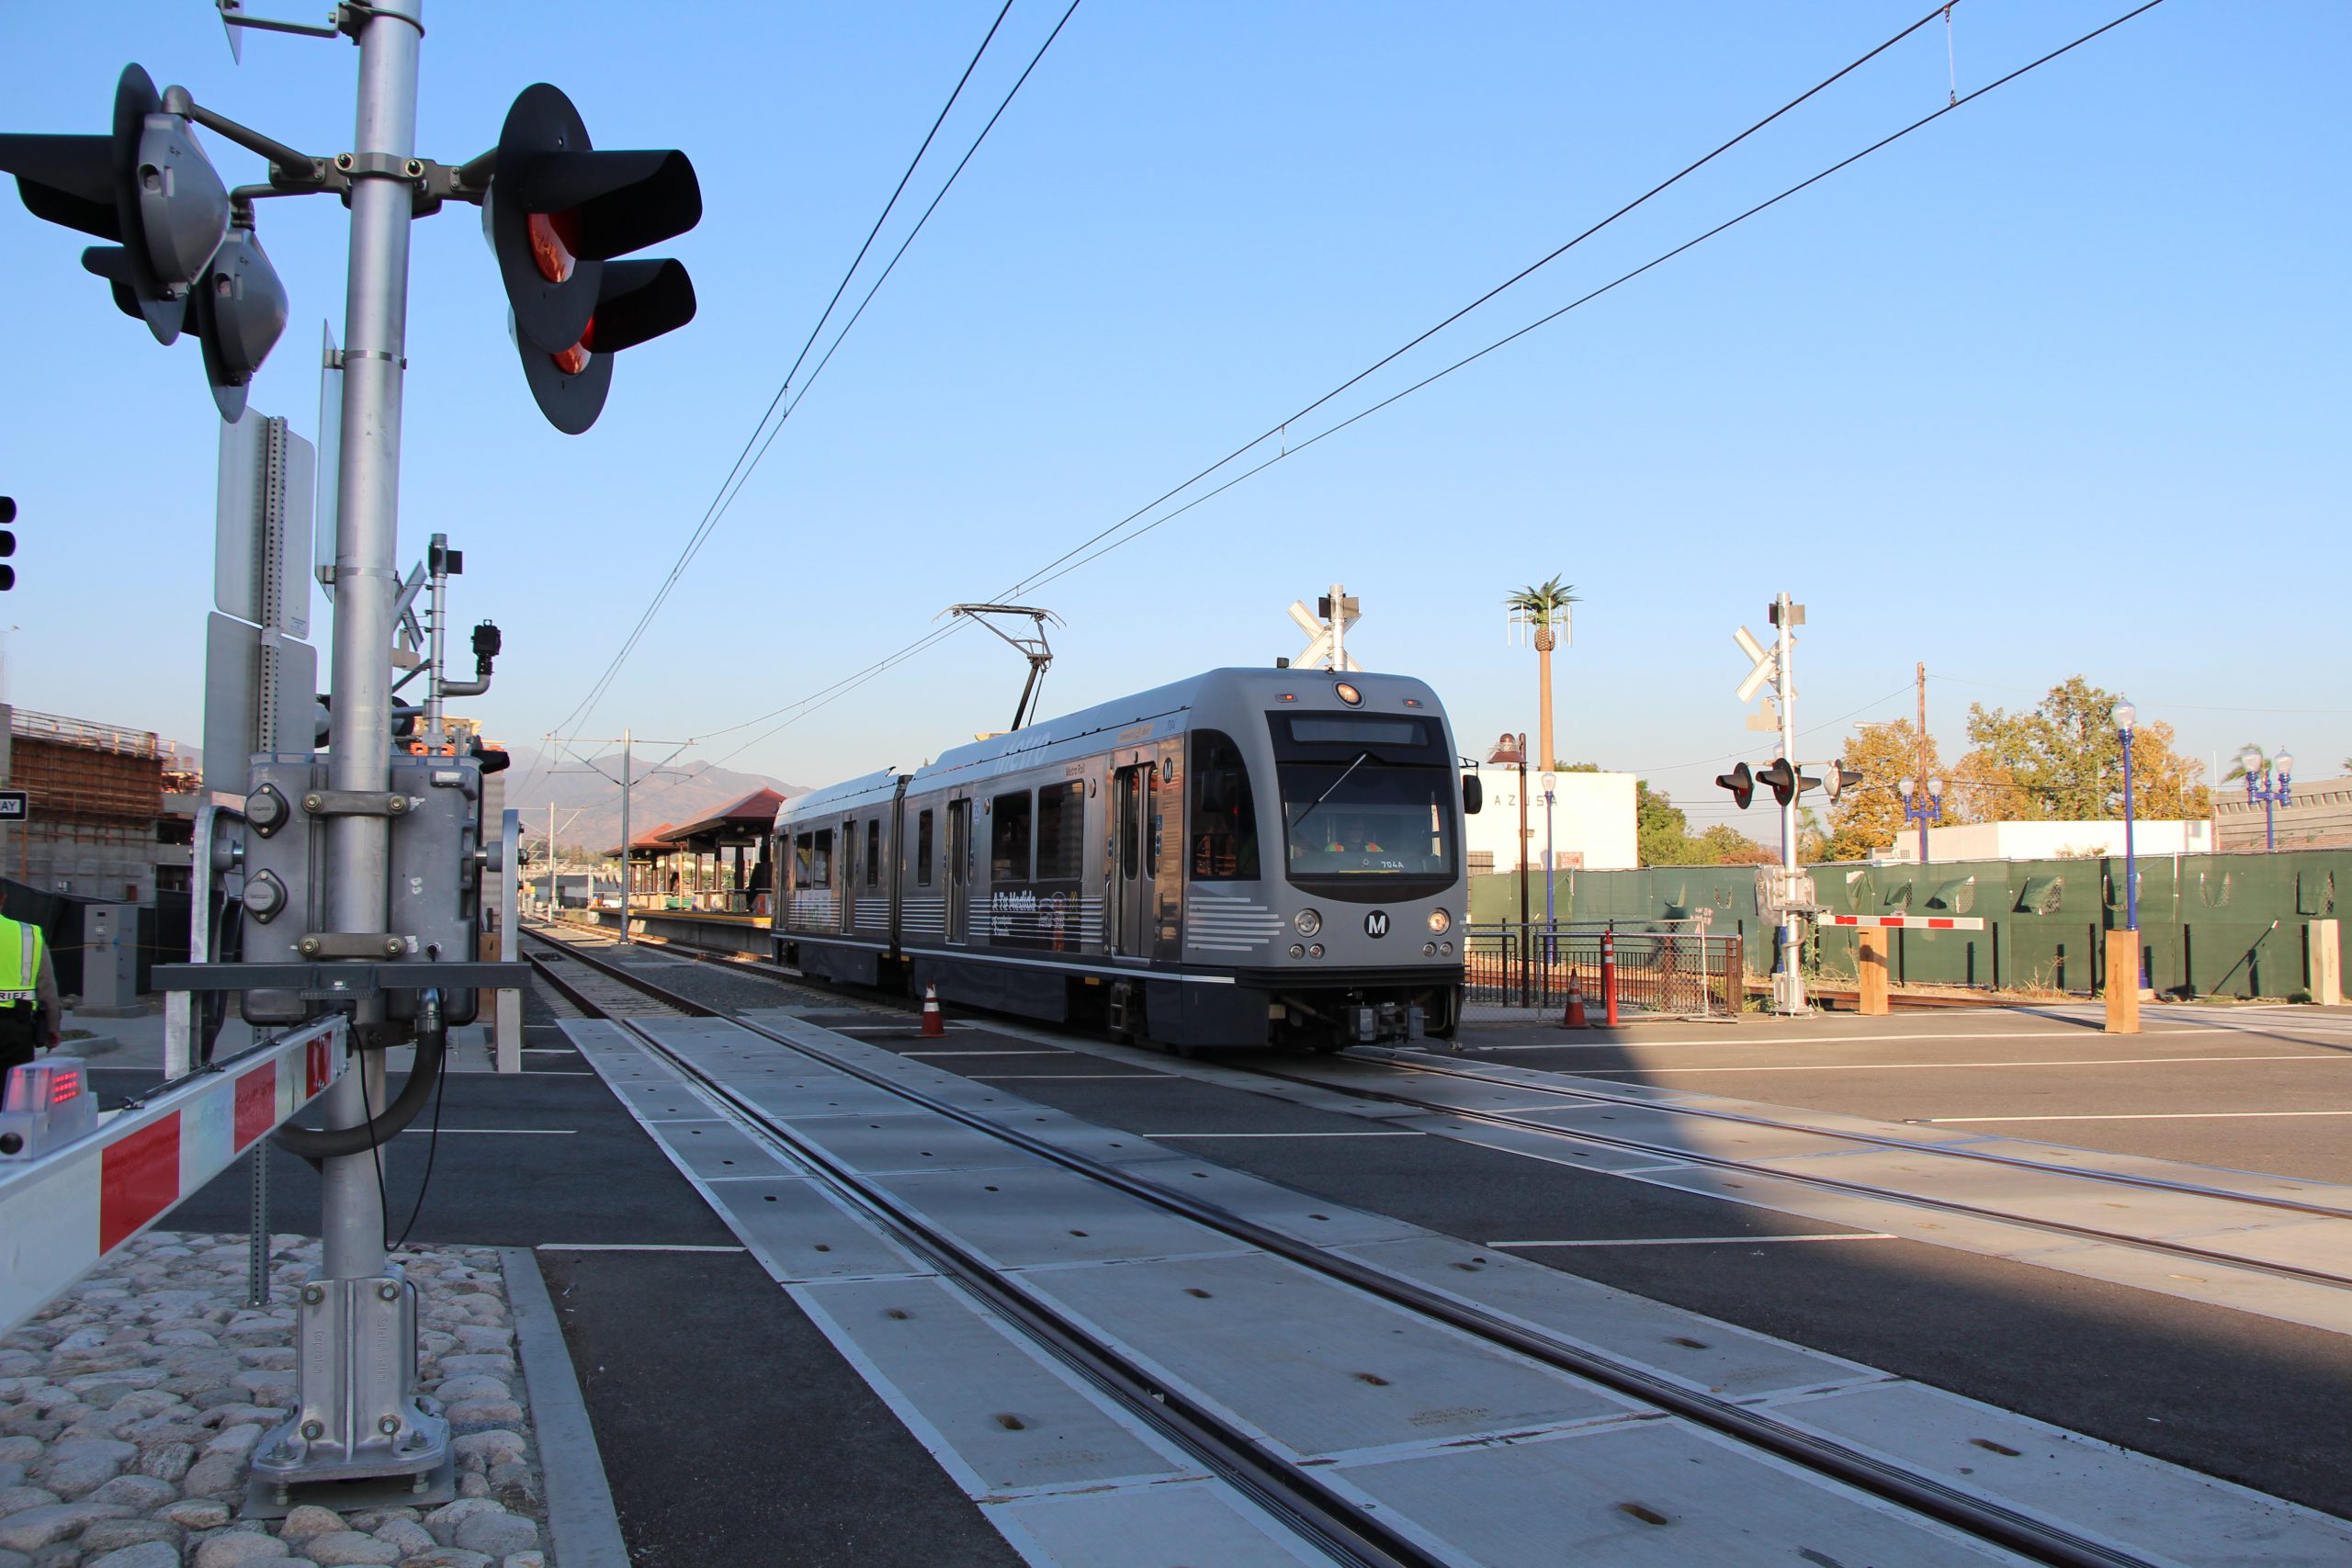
571, 905, 771, 955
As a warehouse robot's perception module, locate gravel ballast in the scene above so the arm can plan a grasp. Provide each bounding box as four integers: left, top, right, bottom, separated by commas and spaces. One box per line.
0, 1234, 554, 1568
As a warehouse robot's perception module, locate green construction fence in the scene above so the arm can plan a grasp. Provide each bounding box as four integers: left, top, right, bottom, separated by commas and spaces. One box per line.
1470, 849, 2348, 999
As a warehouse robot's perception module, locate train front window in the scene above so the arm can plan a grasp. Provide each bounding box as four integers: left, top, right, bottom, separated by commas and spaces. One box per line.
1279, 760, 1453, 877
1189, 730, 1260, 881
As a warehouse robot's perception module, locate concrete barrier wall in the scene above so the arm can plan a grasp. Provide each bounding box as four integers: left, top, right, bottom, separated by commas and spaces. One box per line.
1470, 849, 2351, 999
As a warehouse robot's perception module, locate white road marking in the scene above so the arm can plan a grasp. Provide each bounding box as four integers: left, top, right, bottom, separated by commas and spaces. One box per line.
1141, 1131, 1426, 1139
901, 1050, 1069, 1057
1928, 1110, 2352, 1123
534, 1243, 746, 1253
1568, 1053, 2351, 1076
1491, 1234, 1896, 1247
967, 1073, 1175, 1080
402, 1128, 577, 1134
1471, 1029, 2207, 1050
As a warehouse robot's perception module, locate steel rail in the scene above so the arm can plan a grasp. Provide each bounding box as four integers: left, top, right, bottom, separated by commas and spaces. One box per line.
521, 932, 1430, 1568
523, 925, 2154, 1568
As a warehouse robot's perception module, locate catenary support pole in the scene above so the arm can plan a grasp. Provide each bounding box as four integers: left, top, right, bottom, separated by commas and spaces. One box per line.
618, 728, 633, 944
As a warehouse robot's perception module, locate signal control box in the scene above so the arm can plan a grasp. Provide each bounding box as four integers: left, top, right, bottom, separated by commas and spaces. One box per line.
239, 755, 486, 1026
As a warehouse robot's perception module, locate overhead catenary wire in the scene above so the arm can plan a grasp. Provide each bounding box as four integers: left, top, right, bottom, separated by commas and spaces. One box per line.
666, 6, 1986, 771
680, 1, 2168, 784
1006, 0, 2167, 605
552, 0, 1080, 750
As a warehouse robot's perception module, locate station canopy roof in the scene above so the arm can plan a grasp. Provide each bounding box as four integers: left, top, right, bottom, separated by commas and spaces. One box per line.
603, 823, 677, 860
654, 787, 785, 852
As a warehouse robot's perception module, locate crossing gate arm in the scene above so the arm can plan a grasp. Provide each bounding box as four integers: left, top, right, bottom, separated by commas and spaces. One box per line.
0, 1016, 348, 1336
1823, 915, 1986, 931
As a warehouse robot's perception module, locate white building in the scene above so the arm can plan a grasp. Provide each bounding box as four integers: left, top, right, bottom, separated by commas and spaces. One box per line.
1874, 819, 2211, 864
1464, 764, 1637, 873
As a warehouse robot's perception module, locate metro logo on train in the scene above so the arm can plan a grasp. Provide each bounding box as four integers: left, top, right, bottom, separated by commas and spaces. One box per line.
772, 668, 1475, 1052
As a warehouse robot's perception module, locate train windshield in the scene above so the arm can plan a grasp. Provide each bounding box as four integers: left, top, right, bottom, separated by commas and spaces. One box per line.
1278, 759, 1454, 878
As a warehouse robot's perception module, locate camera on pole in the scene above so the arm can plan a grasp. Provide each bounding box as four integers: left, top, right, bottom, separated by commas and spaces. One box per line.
0, 64, 287, 415
1714, 761, 1754, 809
483, 84, 702, 434
1757, 757, 1799, 807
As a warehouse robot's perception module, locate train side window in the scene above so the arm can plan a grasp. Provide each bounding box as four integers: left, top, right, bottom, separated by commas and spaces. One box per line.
1190, 729, 1260, 881
916, 809, 934, 886
1035, 782, 1084, 882
793, 831, 814, 886
989, 790, 1032, 883
809, 829, 833, 886
865, 818, 881, 886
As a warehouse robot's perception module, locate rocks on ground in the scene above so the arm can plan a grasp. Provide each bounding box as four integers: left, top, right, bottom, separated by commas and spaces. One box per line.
0, 1234, 553, 1568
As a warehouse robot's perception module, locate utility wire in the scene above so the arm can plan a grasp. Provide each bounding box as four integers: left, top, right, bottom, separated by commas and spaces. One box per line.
557, 0, 1077, 745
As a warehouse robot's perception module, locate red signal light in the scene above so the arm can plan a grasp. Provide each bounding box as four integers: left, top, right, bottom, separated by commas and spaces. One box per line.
527, 209, 579, 285
50, 1070, 80, 1106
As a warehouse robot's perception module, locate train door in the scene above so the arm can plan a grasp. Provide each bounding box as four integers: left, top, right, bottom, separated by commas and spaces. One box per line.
944, 797, 971, 944
1112, 763, 1156, 960
841, 815, 859, 932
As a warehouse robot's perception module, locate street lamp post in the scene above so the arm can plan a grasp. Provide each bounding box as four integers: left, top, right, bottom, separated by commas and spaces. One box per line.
2239, 747, 2295, 852
2114, 704, 2139, 932
1896, 775, 1944, 863
2107, 701, 2142, 1033
1541, 771, 1557, 934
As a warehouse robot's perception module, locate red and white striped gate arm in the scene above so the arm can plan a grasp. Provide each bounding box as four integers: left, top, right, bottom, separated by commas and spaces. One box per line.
1823, 914, 1986, 931
0, 1017, 347, 1335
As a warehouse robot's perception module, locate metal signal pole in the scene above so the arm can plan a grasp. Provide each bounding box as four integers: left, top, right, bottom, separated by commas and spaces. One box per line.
317, 0, 419, 1304
1775, 592, 1805, 1015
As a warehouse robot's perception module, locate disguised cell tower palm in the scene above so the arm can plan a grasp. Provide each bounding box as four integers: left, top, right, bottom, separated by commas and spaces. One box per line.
1505, 576, 1579, 773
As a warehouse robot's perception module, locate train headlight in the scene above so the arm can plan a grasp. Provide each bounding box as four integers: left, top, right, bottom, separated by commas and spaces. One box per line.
1441, 941, 1453, 956
1307, 943, 1325, 959
1294, 908, 1322, 937
1422, 942, 1437, 957
1427, 908, 1452, 935
1288, 943, 1305, 959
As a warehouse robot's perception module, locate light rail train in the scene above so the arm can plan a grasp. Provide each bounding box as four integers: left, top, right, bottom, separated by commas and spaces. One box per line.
771, 667, 1478, 1051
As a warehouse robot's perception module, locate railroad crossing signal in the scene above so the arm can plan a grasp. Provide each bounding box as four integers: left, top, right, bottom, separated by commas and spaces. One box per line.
0, 65, 288, 416
0, 498, 14, 592
1821, 761, 1862, 801
1756, 756, 1814, 807
1732, 624, 1777, 703
1287, 590, 1361, 671
484, 84, 702, 434
1714, 761, 1754, 809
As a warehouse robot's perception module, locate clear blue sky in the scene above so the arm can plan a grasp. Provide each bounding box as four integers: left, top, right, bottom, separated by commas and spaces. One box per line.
5, 2, 2346, 830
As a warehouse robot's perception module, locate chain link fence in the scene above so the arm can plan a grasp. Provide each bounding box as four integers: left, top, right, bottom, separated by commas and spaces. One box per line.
1462, 923, 1743, 1022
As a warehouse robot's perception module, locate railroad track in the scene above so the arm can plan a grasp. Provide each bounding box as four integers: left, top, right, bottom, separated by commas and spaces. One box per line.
522, 923, 2175, 1568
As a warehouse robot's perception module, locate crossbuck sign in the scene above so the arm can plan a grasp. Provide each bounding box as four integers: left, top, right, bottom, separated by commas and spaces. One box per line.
1288, 586, 1363, 671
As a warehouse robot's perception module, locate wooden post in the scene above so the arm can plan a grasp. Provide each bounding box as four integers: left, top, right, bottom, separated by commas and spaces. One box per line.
2309, 919, 2344, 1007
1856, 928, 1890, 1016
2104, 930, 2142, 1033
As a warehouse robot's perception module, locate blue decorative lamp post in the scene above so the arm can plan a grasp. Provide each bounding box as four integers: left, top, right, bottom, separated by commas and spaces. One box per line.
1897, 774, 1944, 862
2239, 747, 2294, 852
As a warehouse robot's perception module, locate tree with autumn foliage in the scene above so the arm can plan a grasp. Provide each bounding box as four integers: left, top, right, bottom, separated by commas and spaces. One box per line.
1825, 719, 1945, 861
1947, 677, 2208, 822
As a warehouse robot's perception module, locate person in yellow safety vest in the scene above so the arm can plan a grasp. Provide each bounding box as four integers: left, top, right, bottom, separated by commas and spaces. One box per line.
0, 912, 62, 1079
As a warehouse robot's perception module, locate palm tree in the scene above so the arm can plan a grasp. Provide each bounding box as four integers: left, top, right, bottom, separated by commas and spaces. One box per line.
1504, 576, 1579, 773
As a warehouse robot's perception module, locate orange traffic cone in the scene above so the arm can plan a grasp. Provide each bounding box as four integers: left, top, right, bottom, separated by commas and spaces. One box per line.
1562, 977, 1589, 1030
920, 984, 946, 1038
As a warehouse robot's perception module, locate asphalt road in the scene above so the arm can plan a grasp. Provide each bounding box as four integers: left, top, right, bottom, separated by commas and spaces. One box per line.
1447, 1005, 2352, 1182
